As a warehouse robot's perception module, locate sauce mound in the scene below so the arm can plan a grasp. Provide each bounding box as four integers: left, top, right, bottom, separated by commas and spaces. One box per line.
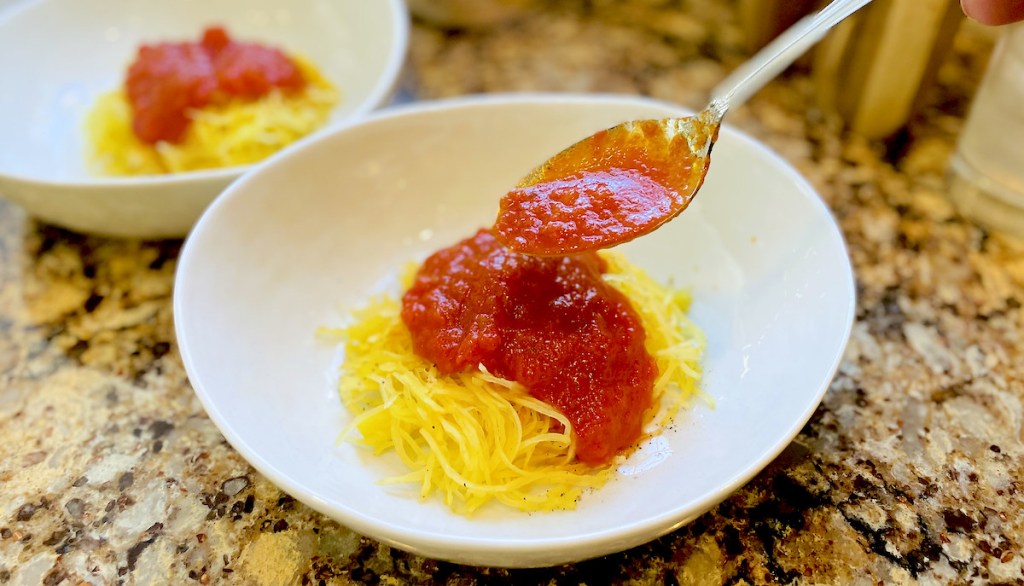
88, 27, 338, 176
401, 229, 657, 465
126, 26, 306, 144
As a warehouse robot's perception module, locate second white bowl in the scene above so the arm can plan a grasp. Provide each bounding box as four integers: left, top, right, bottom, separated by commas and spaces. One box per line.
0, 0, 408, 237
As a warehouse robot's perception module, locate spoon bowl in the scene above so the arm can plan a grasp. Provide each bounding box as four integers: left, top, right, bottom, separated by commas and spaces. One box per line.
494, 105, 723, 255
495, 0, 872, 256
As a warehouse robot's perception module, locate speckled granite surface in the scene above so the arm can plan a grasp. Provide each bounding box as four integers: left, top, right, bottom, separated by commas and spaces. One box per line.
2, 1, 1023, 584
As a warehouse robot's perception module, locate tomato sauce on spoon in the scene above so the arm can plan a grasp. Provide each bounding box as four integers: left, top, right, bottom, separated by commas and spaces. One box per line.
494, 113, 719, 256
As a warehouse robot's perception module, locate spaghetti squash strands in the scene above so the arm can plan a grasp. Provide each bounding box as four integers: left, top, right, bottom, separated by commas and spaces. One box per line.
324, 251, 704, 515
86, 58, 338, 176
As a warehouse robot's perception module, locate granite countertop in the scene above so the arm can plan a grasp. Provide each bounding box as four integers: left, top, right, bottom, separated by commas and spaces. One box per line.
2, 1, 1023, 584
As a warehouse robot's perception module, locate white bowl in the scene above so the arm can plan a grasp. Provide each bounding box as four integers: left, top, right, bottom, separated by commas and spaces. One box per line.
174, 94, 855, 567
0, 0, 408, 238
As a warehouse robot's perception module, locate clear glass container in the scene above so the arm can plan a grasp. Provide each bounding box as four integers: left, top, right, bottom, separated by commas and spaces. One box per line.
948, 23, 1024, 236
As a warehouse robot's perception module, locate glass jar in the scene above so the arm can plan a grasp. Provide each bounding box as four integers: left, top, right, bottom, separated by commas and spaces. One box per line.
948, 23, 1024, 236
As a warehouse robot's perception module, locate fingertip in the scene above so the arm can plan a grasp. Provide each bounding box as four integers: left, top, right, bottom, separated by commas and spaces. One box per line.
960, 0, 995, 25
961, 0, 1024, 26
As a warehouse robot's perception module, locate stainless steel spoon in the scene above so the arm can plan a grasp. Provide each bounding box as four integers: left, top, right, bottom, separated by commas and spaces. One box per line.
495, 0, 874, 256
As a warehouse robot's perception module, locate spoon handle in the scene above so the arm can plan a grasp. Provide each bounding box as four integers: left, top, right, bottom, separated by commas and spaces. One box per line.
711, 0, 874, 110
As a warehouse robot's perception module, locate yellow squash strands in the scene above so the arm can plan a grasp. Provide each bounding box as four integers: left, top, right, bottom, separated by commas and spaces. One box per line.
600, 250, 710, 422
321, 251, 705, 515
85, 58, 338, 176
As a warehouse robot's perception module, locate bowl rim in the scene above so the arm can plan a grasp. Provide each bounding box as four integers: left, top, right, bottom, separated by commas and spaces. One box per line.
0, 0, 410, 188
174, 92, 856, 564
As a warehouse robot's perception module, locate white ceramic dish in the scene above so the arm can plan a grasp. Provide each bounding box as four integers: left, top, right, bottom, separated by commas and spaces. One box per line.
174, 94, 855, 567
0, 0, 408, 238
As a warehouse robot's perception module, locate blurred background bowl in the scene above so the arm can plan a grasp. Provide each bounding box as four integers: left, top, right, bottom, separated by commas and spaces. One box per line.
0, 0, 408, 238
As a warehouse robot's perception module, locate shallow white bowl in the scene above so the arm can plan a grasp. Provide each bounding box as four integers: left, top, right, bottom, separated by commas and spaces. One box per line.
174, 94, 855, 567
0, 0, 408, 238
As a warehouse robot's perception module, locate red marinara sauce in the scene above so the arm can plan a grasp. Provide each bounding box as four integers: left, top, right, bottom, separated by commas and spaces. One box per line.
494, 119, 712, 255
125, 26, 306, 144
401, 229, 657, 466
